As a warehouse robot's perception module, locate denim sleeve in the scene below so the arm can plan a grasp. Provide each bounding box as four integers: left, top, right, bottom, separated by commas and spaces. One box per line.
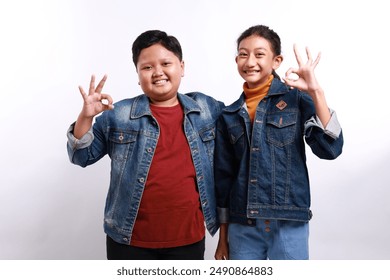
217, 207, 229, 223
66, 122, 94, 150
214, 117, 233, 223
304, 109, 342, 139
66, 117, 107, 167
304, 108, 344, 159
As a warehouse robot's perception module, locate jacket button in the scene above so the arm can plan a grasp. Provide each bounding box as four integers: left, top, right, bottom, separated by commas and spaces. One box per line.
264, 219, 270, 225
265, 227, 271, 232
247, 219, 253, 225
147, 147, 153, 153
139, 178, 145, 183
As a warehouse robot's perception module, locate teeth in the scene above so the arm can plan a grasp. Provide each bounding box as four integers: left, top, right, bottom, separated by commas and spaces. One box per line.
154, 80, 167, 84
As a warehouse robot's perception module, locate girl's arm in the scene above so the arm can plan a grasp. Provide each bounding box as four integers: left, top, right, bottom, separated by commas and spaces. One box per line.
283, 45, 330, 127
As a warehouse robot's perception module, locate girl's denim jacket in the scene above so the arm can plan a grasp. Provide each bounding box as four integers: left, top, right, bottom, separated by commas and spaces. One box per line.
67, 92, 224, 245
215, 78, 343, 225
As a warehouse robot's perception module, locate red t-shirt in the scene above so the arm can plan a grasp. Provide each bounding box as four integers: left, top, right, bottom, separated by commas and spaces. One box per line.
130, 103, 205, 248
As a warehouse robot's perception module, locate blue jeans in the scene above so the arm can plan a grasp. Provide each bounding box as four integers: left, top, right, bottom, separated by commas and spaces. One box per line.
228, 219, 309, 260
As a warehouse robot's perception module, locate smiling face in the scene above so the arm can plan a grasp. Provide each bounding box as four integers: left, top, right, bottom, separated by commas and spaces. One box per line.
136, 43, 184, 106
236, 35, 282, 88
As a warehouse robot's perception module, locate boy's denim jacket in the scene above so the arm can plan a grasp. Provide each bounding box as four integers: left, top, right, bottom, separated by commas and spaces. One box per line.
215, 78, 343, 225
67, 92, 224, 245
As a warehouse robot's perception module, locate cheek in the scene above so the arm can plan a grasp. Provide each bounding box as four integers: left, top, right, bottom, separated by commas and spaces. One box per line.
168, 69, 183, 81
138, 73, 150, 84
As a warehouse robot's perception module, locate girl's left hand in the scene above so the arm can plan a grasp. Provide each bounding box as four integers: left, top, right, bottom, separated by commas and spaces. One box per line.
283, 44, 322, 96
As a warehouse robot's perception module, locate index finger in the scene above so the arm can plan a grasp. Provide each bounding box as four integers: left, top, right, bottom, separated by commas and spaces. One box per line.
95, 74, 108, 94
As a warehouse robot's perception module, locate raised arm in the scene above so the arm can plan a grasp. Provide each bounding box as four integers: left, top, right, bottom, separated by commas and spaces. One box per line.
283, 45, 331, 127
74, 74, 114, 139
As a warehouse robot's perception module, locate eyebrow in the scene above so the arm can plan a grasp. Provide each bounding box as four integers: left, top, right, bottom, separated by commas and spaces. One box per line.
238, 47, 269, 52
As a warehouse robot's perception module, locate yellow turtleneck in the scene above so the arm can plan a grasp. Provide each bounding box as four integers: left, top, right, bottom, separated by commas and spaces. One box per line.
243, 75, 274, 122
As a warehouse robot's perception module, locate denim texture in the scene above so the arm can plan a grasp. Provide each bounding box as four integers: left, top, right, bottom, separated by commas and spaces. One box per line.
228, 219, 309, 260
215, 78, 344, 224
67, 92, 224, 245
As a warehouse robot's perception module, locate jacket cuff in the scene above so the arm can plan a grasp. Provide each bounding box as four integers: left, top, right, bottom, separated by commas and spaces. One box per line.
323, 109, 342, 139
304, 108, 342, 140
67, 122, 94, 150
217, 207, 229, 223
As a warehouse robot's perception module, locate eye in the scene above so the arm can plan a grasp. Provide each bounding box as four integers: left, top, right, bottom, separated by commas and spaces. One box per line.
142, 65, 152, 70
162, 61, 172, 66
255, 53, 265, 57
238, 52, 248, 57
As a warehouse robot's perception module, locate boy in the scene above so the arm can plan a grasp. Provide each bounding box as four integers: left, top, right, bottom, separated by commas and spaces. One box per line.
67, 30, 224, 260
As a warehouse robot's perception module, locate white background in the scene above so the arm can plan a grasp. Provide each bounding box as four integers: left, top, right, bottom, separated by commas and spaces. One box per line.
1, 0, 389, 260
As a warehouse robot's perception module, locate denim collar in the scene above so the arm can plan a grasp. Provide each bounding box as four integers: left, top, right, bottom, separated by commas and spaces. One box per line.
223, 79, 290, 113
130, 93, 202, 119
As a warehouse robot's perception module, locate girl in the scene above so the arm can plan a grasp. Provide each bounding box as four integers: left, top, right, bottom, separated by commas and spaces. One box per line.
214, 25, 343, 260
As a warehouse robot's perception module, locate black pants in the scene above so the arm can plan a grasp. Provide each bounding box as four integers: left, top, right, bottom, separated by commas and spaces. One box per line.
106, 235, 205, 260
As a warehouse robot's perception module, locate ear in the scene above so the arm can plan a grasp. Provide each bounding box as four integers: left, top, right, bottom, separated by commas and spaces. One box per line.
181, 60, 185, 77
273, 55, 283, 70
235, 56, 238, 64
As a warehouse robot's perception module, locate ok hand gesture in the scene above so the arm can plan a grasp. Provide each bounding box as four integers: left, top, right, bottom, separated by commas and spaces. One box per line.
78, 74, 114, 119
283, 44, 322, 97
73, 74, 114, 139
284, 45, 331, 127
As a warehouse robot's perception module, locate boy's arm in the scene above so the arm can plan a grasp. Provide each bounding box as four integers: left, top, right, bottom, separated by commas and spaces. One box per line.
74, 74, 114, 139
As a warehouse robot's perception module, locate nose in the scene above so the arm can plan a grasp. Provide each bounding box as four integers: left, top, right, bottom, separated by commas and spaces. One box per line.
152, 65, 163, 77
245, 53, 256, 67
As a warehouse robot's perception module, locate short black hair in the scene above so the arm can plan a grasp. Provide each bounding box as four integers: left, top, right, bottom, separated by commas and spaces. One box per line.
132, 30, 183, 67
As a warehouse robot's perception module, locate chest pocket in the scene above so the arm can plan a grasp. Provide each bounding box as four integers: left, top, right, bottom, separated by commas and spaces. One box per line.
229, 126, 245, 145
227, 125, 248, 159
109, 131, 137, 161
266, 113, 297, 147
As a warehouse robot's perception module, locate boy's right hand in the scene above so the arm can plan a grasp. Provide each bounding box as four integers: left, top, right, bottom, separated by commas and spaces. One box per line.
78, 74, 114, 119
73, 74, 114, 139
